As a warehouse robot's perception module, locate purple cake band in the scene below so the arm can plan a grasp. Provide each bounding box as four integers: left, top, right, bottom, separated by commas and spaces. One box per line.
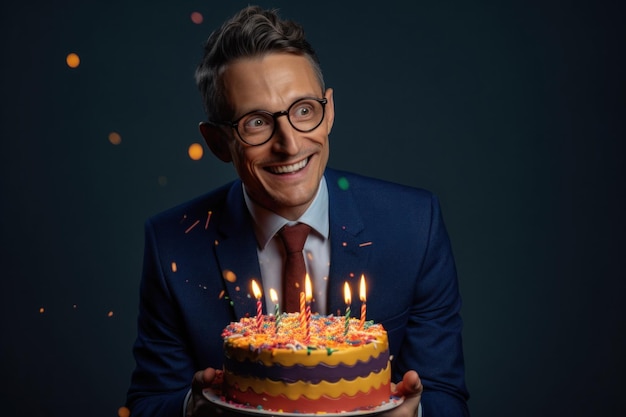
223, 350, 389, 383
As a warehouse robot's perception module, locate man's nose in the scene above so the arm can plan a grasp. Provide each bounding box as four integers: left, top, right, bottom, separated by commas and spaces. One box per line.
271, 115, 299, 152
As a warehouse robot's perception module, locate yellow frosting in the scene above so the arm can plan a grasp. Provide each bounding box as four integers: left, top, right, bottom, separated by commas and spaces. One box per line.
224, 334, 388, 367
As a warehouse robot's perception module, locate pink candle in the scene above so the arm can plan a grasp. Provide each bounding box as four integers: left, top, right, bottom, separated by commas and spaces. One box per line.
305, 304, 311, 344
360, 303, 366, 329
251, 280, 263, 332
359, 275, 367, 330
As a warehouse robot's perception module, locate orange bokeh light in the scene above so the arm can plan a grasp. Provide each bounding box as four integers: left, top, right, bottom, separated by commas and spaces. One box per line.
223, 270, 237, 283
66, 53, 80, 68
108, 132, 122, 145
118, 406, 130, 417
188, 143, 204, 160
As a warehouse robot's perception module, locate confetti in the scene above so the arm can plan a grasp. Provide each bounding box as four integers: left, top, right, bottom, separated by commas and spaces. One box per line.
205, 210, 212, 229
185, 219, 200, 233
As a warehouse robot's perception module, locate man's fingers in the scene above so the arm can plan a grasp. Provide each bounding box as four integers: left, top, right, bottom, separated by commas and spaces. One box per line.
192, 368, 216, 390
396, 370, 422, 397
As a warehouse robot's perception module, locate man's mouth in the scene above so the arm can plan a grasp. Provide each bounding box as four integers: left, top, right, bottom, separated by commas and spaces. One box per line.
266, 157, 309, 174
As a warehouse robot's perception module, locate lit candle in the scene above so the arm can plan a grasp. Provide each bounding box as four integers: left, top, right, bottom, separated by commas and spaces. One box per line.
270, 288, 280, 333
305, 274, 312, 344
359, 274, 367, 329
344, 281, 351, 336
251, 280, 263, 332
299, 291, 306, 335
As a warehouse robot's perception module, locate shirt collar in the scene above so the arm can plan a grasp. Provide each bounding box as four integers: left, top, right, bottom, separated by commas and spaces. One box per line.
243, 176, 329, 249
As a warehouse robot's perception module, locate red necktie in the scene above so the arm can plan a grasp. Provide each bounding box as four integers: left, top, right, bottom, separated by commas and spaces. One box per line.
278, 223, 312, 313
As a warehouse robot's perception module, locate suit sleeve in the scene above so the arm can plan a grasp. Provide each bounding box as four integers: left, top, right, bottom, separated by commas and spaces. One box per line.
125, 219, 195, 416
395, 194, 470, 416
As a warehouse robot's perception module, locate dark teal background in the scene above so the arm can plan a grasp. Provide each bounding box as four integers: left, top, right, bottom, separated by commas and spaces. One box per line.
1, 1, 624, 416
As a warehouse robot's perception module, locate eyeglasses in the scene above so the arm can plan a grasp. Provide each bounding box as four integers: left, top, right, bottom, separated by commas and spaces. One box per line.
210, 97, 328, 146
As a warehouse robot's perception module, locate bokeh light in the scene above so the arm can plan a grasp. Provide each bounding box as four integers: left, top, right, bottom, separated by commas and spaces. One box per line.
223, 270, 237, 283
337, 177, 350, 190
118, 406, 131, 417
191, 11, 204, 24
107, 311, 114, 318
188, 143, 204, 160
66, 52, 80, 68
39, 307, 45, 314
108, 132, 122, 145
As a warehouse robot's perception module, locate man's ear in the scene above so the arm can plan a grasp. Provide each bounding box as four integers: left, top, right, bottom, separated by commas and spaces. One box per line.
324, 88, 335, 135
199, 122, 232, 162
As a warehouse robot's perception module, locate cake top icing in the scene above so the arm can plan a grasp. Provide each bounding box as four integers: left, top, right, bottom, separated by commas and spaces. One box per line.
222, 313, 386, 351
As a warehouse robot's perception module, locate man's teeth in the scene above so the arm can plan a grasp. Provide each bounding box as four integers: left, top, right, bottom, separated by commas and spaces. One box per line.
269, 158, 308, 174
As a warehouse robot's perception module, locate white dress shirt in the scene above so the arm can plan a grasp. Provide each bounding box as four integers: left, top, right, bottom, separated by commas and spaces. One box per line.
243, 177, 331, 314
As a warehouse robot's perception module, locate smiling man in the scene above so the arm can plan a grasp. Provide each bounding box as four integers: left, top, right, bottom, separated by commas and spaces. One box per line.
126, 6, 469, 417
202, 53, 333, 221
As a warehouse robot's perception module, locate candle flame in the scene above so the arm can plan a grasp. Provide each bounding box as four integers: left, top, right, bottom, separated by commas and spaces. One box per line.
305, 274, 312, 302
344, 281, 352, 305
251, 279, 262, 299
359, 274, 367, 302
269, 288, 278, 304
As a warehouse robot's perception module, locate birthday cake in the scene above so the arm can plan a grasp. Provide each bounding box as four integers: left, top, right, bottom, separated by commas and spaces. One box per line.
220, 313, 392, 413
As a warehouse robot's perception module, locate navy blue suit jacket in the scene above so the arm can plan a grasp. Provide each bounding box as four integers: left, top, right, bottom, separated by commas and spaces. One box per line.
127, 168, 469, 416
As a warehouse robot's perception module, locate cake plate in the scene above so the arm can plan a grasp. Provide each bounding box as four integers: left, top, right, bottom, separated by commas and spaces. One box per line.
202, 387, 404, 417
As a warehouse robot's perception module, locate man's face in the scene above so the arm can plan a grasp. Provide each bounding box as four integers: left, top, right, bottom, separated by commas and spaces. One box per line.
220, 53, 334, 220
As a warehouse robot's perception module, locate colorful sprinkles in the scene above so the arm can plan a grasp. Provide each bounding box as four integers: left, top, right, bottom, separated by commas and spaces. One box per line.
221, 313, 382, 351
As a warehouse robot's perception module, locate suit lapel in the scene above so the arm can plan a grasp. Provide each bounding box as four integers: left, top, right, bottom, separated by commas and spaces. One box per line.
213, 171, 373, 319
214, 181, 263, 320
325, 170, 373, 315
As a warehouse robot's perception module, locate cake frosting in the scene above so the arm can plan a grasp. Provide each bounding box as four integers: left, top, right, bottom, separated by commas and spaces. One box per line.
220, 313, 392, 413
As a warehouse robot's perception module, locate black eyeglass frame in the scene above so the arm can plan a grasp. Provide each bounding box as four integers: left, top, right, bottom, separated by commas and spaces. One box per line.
209, 97, 328, 146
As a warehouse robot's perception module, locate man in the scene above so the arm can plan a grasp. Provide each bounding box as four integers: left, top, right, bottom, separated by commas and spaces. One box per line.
127, 6, 469, 417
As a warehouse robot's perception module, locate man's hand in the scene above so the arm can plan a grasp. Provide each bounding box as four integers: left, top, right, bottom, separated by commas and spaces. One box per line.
383, 370, 423, 417
186, 367, 220, 417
